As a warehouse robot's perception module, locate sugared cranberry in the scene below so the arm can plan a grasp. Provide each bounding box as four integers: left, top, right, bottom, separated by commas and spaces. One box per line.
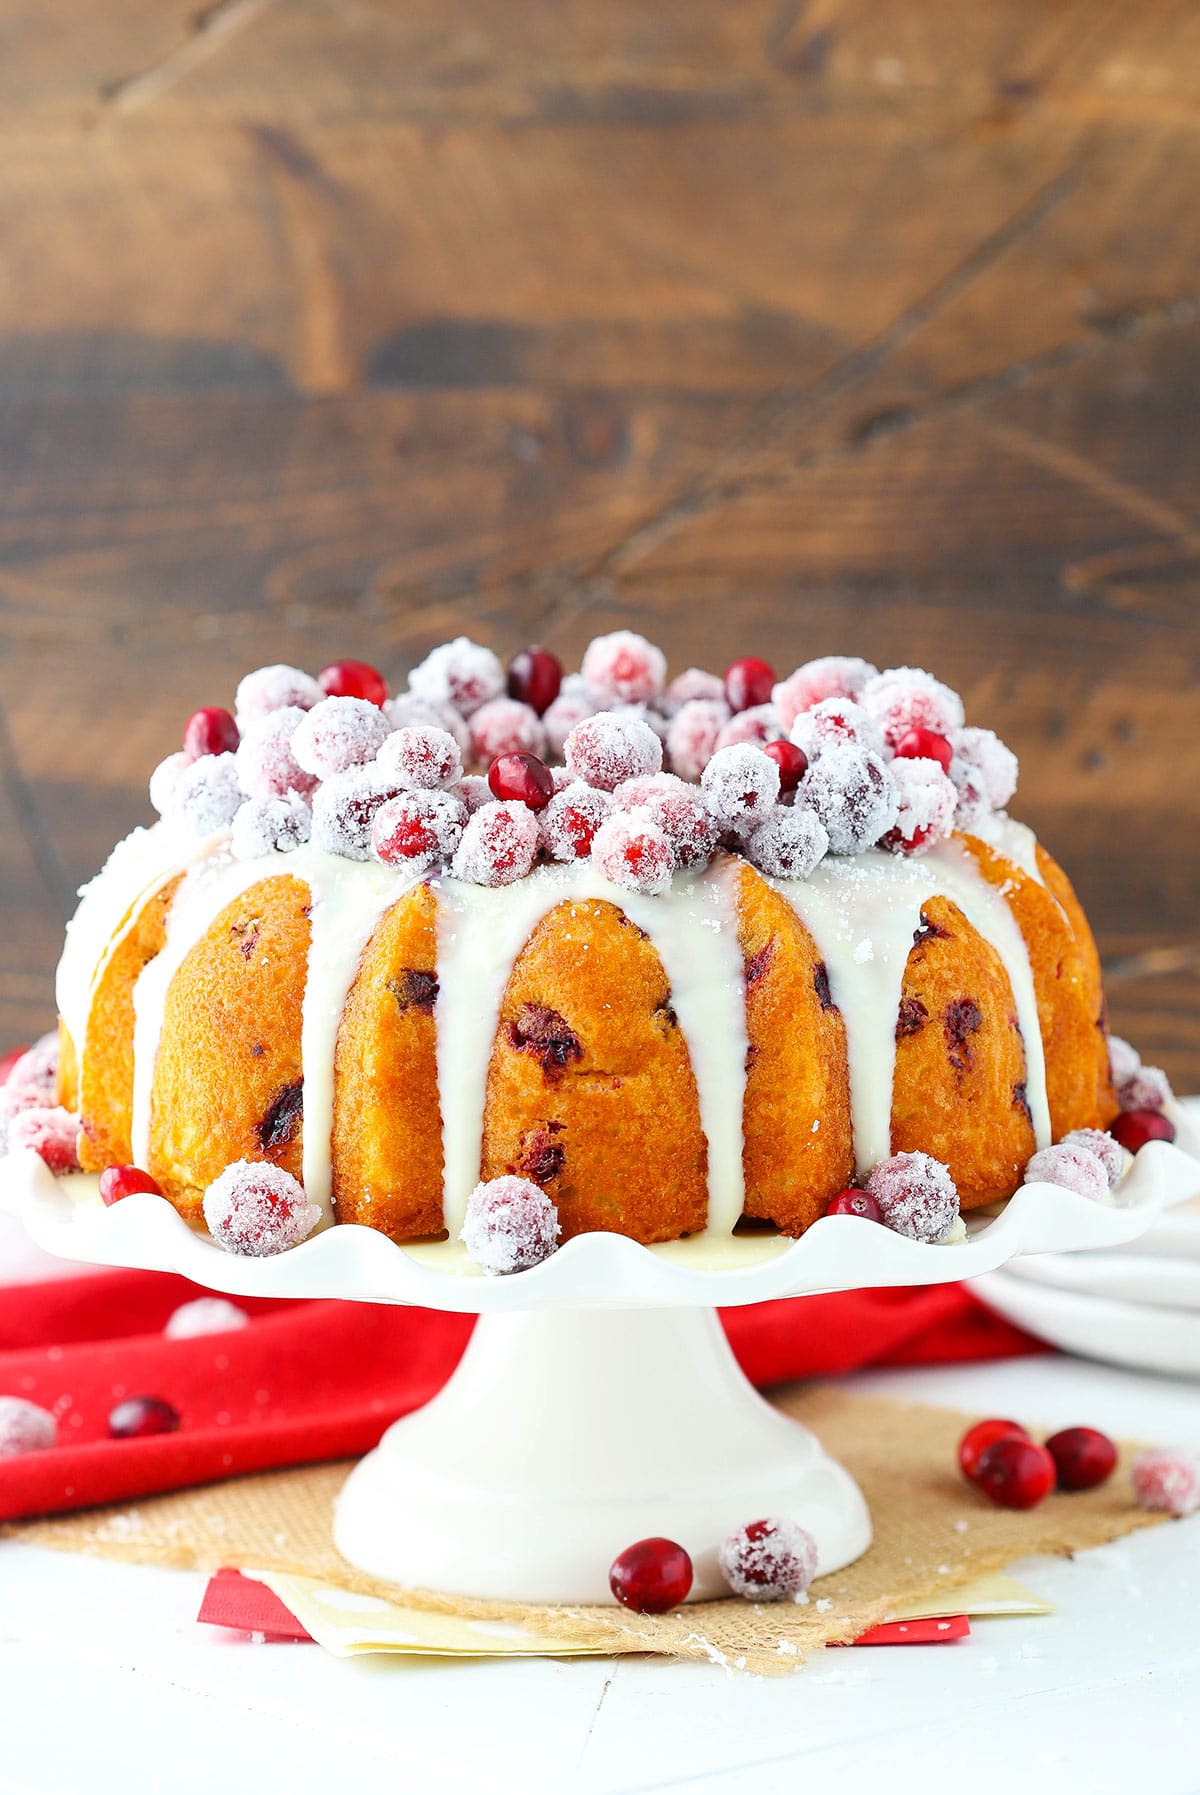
0, 1044, 29, 1086
893, 727, 954, 773
459, 1175, 561, 1274
202, 1160, 322, 1256
724, 657, 776, 713
318, 659, 388, 707
99, 1164, 163, 1206
1131, 1448, 1200, 1516
1045, 1426, 1117, 1492
608, 1537, 693, 1613
108, 1396, 181, 1439
825, 1189, 883, 1222
974, 1436, 1056, 1510
958, 1418, 1028, 1483
183, 706, 240, 760
0, 1396, 57, 1458
372, 791, 466, 869
762, 739, 808, 793
507, 648, 563, 716
488, 751, 555, 811
1109, 1109, 1175, 1153
718, 1516, 817, 1601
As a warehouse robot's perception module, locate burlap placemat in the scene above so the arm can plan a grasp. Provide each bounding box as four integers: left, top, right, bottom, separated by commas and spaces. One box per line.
6, 1387, 1165, 1675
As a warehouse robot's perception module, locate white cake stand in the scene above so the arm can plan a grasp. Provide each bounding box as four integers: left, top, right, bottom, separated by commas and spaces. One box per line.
4, 1130, 1198, 1605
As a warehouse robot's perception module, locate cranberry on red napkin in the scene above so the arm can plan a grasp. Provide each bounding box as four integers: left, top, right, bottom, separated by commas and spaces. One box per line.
0, 1269, 1042, 1523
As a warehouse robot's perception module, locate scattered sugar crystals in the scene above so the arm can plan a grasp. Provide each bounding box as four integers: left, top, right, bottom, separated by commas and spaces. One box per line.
0, 1395, 57, 1459
459, 1174, 561, 1274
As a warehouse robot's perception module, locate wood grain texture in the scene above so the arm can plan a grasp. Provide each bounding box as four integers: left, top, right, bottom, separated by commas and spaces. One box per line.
0, 0, 1196, 1088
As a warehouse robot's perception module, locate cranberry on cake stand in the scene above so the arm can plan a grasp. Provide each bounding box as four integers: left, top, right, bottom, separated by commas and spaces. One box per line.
3, 1133, 1196, 1605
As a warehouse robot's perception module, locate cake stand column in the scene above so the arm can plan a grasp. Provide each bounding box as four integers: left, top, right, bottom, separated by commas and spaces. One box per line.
334, 1303, 871, 1604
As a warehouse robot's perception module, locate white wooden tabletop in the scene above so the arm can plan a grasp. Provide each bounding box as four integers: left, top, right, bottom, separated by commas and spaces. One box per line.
4, 1346, 1199, 1795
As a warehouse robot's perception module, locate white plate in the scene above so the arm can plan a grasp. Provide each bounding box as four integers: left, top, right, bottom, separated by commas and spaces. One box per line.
969, 1272, 1200, 1379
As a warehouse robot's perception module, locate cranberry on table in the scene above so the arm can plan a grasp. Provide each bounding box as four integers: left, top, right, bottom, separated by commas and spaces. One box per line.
958, 1417, 1029, 1483
318, 659, 388, 707
1109, 1109, 1175, 1153
183, 706, 239, 760
507, 647, 563, 716
99, 1164, 164, 1206
109, 1396, 181, 1440
973, 1436, 1056, 1509
724, 657, 776, 713
762, 739, 809, 792
487, 751, 555, 810
825, 1188, 883, 1222
1045, 1426, 1117, 1492
609, 1537, 693, 1613
892, 726, 954, 773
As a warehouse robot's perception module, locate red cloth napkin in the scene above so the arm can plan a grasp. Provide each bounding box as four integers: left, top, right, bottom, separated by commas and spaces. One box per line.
0, 1268, 1043, 1523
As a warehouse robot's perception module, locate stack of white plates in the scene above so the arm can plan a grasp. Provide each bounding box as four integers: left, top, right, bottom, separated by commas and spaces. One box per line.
972, 1098, 1200, 1377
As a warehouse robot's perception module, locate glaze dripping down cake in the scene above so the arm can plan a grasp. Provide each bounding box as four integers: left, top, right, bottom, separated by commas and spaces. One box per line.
11, 636, 1151, 1269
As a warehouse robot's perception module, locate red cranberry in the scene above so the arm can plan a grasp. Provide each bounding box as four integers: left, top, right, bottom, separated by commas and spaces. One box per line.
487, 752, 555, 811
507, 647, 563, 716
893, 726, 954, 773
724, 657, 776, 713
1110, 1109, 1175, 1152
109, 1396, 180, 1439
1045, 1426, 1117, 1492
958, 1417, 1028, 1482
762, 739, 809, 792
183, 707, 239, 760
318, 659, 388, 707
825, 1188, 883, 1222
609, 1537, 693, 1613
0, 1044, 29, 1086
974, 1437, 1056, 1509
99, 1165, 164, 1206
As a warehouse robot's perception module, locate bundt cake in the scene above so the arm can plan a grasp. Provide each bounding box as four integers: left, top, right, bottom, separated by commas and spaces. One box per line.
8, 636, 1149, 1268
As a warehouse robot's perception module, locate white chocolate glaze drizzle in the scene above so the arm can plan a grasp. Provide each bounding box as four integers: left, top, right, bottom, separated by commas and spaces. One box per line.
432, 855, 748, 1238
77, 821, 1054, 1247
768, 840, 1051, 1175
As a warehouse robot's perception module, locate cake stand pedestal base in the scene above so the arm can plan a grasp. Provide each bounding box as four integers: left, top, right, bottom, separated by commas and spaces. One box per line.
334, 1304, 871, 1605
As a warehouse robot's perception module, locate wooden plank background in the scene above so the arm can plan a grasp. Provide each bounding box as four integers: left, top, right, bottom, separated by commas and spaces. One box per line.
0, 0, 1197, 1085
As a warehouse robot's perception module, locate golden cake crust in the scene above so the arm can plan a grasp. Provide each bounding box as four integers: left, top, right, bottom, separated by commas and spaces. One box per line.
480, 897, 709, 1242
148, 876, 310, 1219
332, 881, 444, 1240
